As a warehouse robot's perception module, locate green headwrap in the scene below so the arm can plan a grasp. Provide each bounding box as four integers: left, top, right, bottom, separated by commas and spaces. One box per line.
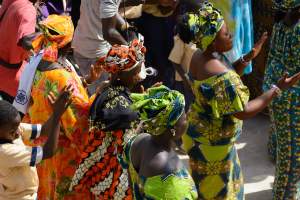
184, 1, 224, 51
273, 0, 300, 10
131, 85, 185, 136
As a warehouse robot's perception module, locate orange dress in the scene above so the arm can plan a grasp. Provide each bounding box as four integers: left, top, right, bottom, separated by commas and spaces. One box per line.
23, 68, 92, 200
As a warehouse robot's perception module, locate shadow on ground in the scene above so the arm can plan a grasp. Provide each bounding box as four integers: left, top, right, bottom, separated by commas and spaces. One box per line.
238, 114, 275, 200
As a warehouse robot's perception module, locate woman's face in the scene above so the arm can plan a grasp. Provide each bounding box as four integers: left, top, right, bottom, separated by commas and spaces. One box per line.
118, 63, 143, 89
173, 112, 188, 140
213, 23, 233, 53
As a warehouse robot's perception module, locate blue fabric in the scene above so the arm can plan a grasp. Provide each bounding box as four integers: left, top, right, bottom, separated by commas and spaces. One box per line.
228, 0, 254, 75
30, 147, 38, 167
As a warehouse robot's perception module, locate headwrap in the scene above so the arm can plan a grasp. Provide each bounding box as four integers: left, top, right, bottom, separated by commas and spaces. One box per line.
131, 85, 185, 136
32, 14, 74, 62
97, 38, 146, 74
273, 0, 300, 10
182, 1, 224, 51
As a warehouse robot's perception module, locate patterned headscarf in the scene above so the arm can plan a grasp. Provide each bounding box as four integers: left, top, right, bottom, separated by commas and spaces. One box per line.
32, 15, 74, 62
182, 1, 224, 51
131, 85, 185, 136
273, 0, 300, 10
97, 39, 146, 74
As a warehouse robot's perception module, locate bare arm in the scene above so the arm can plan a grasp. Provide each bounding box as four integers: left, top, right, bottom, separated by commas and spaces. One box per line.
232, 32, 268, 76
234, 71, 300, 120
102, 15, 128, 45
233, 87, 278, 120
42, 86, 72, 160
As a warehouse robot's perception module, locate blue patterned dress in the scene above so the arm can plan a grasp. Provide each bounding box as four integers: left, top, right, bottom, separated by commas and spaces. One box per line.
263, 21, 300, 199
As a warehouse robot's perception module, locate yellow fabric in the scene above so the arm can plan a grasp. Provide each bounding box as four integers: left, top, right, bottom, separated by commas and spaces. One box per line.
0, 124, 40, 200
142, 4, 174, 17
168, 35, 197, 81
184, 70, 249, 199
32, 15, 74, 62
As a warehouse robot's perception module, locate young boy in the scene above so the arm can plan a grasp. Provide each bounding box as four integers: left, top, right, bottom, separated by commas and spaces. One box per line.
0, 86, 72, 200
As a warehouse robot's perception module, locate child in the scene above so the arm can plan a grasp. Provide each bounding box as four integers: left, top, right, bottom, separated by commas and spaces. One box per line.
0, 86, 72, 200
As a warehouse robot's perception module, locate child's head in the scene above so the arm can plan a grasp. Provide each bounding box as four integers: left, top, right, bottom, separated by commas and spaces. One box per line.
0, 101, 21, 142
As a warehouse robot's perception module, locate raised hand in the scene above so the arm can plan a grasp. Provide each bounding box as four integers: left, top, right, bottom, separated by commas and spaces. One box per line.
277, 72, 300, 90
48, 85, 73, 117
244, 32, 268, 62
86, 64, 103, 84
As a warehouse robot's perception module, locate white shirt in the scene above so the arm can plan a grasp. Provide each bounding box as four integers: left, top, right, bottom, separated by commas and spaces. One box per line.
0, 123, 42, 200
72, 0, 121, 59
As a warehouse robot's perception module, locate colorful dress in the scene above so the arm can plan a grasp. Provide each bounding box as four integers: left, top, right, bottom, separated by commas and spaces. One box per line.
263, 21, 300, 199
70, 84, 138, 199
123, 135, 198, 200
183, 70, 249, 200
23, 68, 92, 200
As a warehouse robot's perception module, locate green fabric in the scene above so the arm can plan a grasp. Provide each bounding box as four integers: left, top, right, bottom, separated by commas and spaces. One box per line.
124, 135, 198, 200
130, 85, 185, 136
273, 0, 300, 10
184, 1, 224, 51
183, 70, 249, 199
263, 21, 300, 199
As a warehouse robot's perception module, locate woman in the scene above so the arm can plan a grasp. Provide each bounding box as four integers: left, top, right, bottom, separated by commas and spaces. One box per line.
124, 85, 198, 199
263, 1, 300, 199
69, 38, 150, 199
175, 2, 300, 199
22, 15, 95, 200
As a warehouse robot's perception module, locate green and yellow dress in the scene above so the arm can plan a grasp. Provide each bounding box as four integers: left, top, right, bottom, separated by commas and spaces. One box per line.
123, 135, 198, 200
183, 70, 249, 200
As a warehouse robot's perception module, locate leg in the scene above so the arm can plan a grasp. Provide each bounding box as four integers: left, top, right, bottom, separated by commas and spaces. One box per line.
272, 94, 300, 199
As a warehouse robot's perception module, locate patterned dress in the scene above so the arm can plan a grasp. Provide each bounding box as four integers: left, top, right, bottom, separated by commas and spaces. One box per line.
183, 70, 249, 200
263, 21, 300, 199
23, 68, 92, 200
70, 84, 138, 199
124, 135, 198, 200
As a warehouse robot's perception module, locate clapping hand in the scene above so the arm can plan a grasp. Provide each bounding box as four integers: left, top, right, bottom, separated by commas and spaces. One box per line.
277, 72, 300, 90
48, 85, 73, 118
86, 64, 103, 84
243, 32, 268, 62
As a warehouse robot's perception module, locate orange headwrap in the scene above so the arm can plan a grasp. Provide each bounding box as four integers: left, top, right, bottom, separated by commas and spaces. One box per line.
32, 14, 74, 62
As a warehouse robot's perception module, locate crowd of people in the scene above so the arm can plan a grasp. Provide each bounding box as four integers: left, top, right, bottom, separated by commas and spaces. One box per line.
0, 0, 299, 200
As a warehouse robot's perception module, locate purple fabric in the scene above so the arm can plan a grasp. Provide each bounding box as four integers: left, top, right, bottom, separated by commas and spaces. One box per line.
45, 0, 72, 15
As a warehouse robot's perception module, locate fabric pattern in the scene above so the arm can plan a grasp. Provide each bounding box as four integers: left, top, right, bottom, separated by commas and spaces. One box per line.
131, 85, 185, 136
263, 20, 300, 199
23, 68, 91, 200
123, 135, 198, 200
97, 39, 146, 74
32, 14, 74, 62
70, 84, 138, 199
183, 70, 249, 200
273, 0, 300, 10
183, 1, 224, 51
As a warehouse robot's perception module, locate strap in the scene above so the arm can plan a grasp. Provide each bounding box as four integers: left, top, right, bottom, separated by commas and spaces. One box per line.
0, 58, 22, 69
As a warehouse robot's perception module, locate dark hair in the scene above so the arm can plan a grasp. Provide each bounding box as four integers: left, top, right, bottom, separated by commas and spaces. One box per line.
274, 10, 287, 22
0, 101, 19, 128
175, 15, 194, 44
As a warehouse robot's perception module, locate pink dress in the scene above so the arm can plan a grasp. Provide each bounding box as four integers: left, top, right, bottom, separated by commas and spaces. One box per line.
0, 0, 36, 97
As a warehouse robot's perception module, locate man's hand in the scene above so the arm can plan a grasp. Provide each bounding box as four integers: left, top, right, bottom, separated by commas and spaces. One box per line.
277, 72, 300, 90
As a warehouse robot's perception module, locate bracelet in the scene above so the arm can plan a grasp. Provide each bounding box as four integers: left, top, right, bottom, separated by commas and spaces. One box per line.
271, 84, 282, 95
239, 55, 250, 65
